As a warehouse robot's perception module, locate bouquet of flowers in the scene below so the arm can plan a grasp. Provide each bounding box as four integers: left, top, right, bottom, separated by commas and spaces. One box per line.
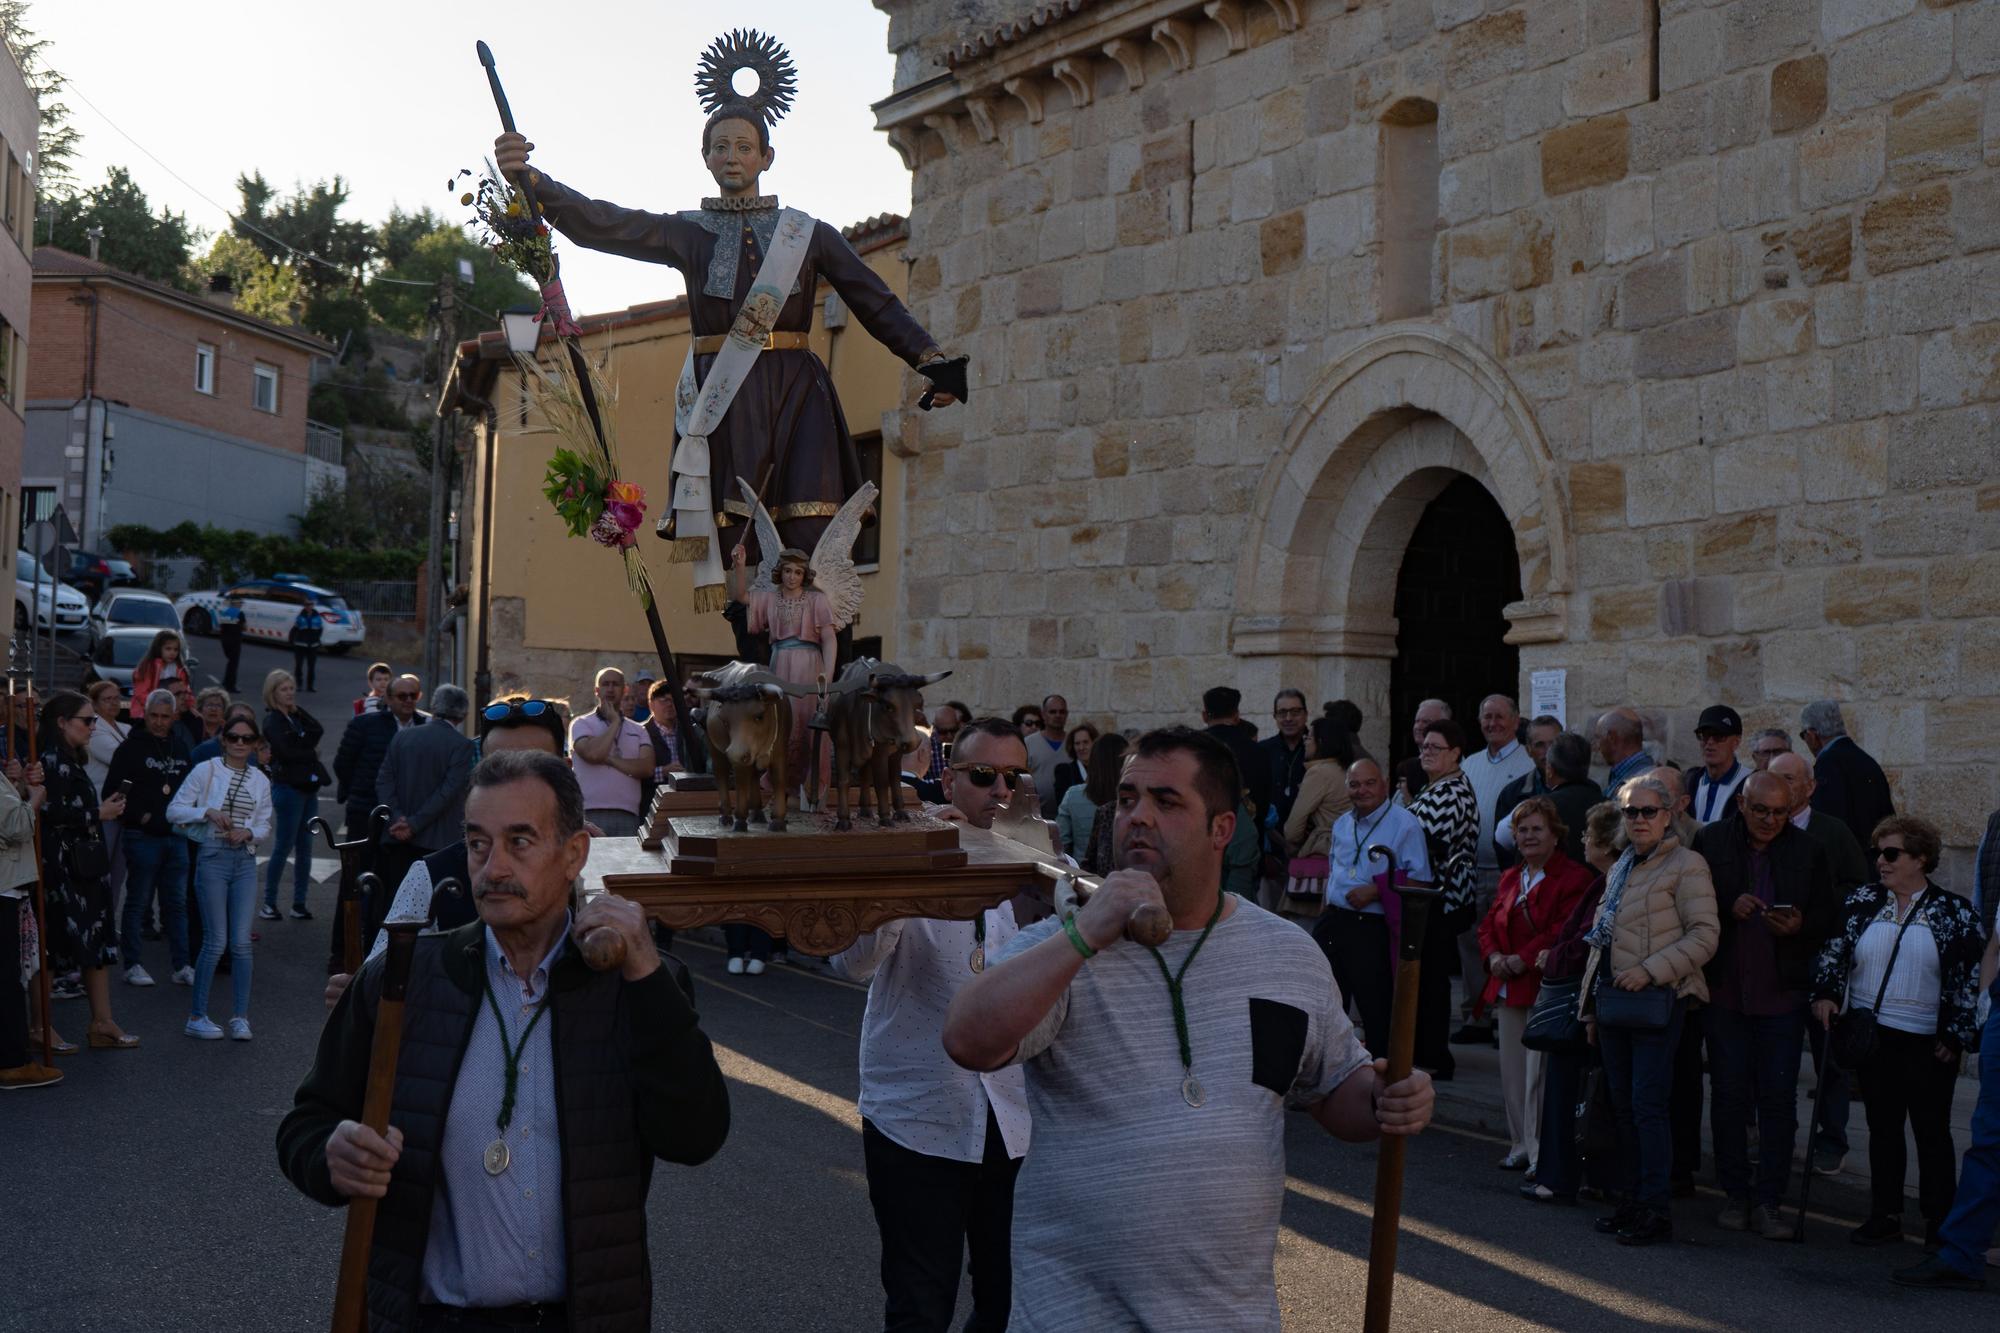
543, 452, 648, 551
452, 162, 555, 286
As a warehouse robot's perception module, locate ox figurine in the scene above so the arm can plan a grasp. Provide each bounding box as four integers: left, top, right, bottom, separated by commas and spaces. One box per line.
817, 658, 951, 831
690, 662, 812, 832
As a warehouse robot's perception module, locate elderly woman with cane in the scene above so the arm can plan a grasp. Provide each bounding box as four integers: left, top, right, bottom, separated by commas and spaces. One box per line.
1582, 774, 1718, 1246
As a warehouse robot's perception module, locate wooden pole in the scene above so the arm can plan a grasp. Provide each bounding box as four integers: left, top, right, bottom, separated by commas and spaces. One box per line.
1362, 850, 1445, 1333
9, 679, 51, 1069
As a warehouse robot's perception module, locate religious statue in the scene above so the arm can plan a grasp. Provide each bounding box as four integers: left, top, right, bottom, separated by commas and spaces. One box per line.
493, 29, 963, 613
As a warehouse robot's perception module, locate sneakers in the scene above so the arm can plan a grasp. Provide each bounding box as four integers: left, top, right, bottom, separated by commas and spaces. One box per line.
124, 964, 156, 987
746, 958, 767, 976
1892, 1255, 1986, 1291
1715, 1199, 1752, 1232
228, 1017, 252, 1042
1497, 1153, 1530, 1172
1813, 1146, 1848, 1176
1851, 1215, 1904, 1246
1519, 1183, 1574, 1205
257, 904, 281, 921
0, 1062, 63, 1090
1616, 1209, 1674, 1247
50, 977, 83, 1001
1595, 1205, 1640, 1236
184, 1017, 225, 1040
171, 966, 194, 986
1751, 1205, 1791, 1241
726, 957, 746, 975
290, 905, 313, 921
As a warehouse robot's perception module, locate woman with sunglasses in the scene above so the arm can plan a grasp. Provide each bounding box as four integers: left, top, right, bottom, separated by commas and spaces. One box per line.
1581, 775, 1718, 1246
38, 690, 135, 1047
261, 670, 325, 921
169, 718, 273, 1040
1811, 815, 1983, 1249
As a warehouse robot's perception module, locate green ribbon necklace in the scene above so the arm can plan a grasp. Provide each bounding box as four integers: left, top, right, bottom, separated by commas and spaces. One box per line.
1144, 889, 1227, 1108
478, 976, 551, 1176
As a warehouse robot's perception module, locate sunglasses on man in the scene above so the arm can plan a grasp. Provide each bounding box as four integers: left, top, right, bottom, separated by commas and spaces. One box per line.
949, 762, 1031, 790
483, 699, 556, 723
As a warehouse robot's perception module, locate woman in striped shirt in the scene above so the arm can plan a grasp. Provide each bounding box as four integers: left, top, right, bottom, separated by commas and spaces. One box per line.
168, 717, 272, 1042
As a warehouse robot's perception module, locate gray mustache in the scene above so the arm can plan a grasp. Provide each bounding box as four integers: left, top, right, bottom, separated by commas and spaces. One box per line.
474, 884, 526, 900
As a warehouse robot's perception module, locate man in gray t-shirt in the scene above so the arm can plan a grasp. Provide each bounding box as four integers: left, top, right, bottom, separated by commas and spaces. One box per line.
944, 727, 1436, 1333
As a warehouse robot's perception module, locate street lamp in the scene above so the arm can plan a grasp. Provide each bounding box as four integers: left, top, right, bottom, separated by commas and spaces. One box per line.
500, 306, 542, 355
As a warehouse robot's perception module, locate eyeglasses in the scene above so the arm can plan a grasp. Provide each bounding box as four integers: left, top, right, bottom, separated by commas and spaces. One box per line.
224, 731, 257, 744
1752, 745, 1790, 758
1019, 719, 1042, 732
390, 691, 421, 702
1868, 846, 1910, 864
483, 699, 555, 722
69, 713, 94, 727
1743, 803, 1788, 820
950, 762, 1030, 790
1621, 805, 1666, 821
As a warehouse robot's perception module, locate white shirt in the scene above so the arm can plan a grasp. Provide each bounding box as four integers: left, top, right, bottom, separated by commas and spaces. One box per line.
1691, 761, 1748, 825
1849, 902, 1943, 1037
833, 904, 1031, 1164
86, 716, 130, 792
1324, 801, 1431, 916
1464, 740, 1535, 870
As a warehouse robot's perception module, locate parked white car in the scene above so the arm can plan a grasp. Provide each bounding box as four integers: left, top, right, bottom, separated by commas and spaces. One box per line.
88, 588, 183, 647
15, 550, 90, 633
84, 625, 201, 694
176, 577, 366, 651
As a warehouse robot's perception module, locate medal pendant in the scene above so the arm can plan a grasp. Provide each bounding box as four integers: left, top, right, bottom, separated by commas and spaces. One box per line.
483, 1138, 511, 1176
1181, 1073, 1205, 1108
969, 945, 985, 973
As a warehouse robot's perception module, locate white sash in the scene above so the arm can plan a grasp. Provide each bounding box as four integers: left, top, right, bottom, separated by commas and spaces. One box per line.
670, 207, 815, 606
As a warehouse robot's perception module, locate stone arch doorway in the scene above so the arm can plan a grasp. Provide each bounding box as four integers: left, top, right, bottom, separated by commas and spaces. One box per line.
1231, 324, 1571, 760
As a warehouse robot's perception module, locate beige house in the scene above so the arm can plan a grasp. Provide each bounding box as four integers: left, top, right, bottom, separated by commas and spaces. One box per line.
868, 0, 2000, 875
442, 215, 925, 707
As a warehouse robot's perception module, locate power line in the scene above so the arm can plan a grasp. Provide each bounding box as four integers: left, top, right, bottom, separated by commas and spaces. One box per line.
88, 297, 432, 403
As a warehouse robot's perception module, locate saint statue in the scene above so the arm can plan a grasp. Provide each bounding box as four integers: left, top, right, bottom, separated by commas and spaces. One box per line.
494, 30, 959, 612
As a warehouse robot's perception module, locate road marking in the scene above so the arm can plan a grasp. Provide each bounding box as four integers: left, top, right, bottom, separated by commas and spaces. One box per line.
675, 933, 866, 993
712, 1042, 860, 1134
698, 971, 860, 1040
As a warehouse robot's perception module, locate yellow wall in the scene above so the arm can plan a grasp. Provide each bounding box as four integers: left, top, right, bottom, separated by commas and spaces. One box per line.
482, 238, 915, 669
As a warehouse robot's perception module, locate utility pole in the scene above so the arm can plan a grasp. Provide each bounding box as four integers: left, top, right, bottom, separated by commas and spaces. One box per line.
422, 267, 456, 694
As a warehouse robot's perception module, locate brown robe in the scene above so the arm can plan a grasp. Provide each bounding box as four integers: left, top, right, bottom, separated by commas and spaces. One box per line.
536, 177, 939, 551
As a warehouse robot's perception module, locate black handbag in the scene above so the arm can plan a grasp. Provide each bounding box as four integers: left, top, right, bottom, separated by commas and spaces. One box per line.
1593, 979, 1676, 1031
66, 833, 112, 881
1521, 975, 1588, 1053
1833, 891, 1926, 1069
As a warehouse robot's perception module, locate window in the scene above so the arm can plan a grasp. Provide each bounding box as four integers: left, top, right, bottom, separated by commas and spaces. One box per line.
252, 362, 279, 413
195, 343, 216, 395
1377, 99, 1440, 322
853, 432, 884, 568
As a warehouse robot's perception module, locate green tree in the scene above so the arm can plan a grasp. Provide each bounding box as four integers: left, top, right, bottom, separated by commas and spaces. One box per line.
233, 171, 376, 351
376, 204, 443, 270
46, 166, 203, 284
366, 223, 536, 337
0, 1, 80, 199
184, 232, 304, 323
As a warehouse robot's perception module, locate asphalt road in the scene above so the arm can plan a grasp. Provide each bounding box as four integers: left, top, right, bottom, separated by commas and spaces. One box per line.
7, 874, 1989, 1332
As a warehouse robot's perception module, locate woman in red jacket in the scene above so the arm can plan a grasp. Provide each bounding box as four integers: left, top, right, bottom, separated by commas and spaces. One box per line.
1478, 794, 1597, 1173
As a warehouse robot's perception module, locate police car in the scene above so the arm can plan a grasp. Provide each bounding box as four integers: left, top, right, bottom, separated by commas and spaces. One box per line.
175, 576, 367, 652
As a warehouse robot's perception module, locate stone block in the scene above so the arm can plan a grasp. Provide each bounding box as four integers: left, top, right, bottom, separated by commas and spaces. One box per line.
1779, 503, 1867, 567
1636, 310, 1740, 380
1954, 173, 2000, 253
1540, 113, 1630, 196
1770, 54, 1829, 135
1739, 296, 1815, 363
1897, 761, 2000, 848
1888, 405, 1997, 490
1489, 138, 1543, 216
1687, 234, 1745, 314
1713, 70, 1771, 153
1615, 255, 1687, 331
1725, 0, 1818, 71
1567, 36, 1652, 116
1886, 87, 1983, 183
1831, 337, 1918, 420
1825, 563, 1927, 625
1630, 87, 1714, 175
1694, 511, 1779, 574
1260, 209, 1305, 276
1626, 446, 1713, 526
1856, 622, 1957, 696
1642, 379, 1702, 451
1870, 491, 1974, 558
1923, 697, 1992, 766
1568, 460, 1627, 532
1706, 637, 1766, 702
1799, 420, 1891, 501
1438, 157, 1491, 226
1659, 10, 1723, 93
1929, 550, 2000, 618
1828, 11, 1954, 113
1588, 586, 1663, 640
1700, 366, 1769, 442
1719, 142, 1797, 229
1823, 0, 1917, 43
1798, 117, 1886, 209
1960, 621, 2000, 695
1654, 160, 1718, 249
1448, 9, 1528, 87
1715, 437, 1805, 511
1861, 182, 1956, 274
1816, 282, 1867, 347
1917, 322, 2000, 408
1962, 1, 2000, 78
1774, 212, 1856, 288
1767, 354, 1835, 430
1589, 384, 1643, 457
1624, 639, 1706, 708
1734, 570, 1827, 631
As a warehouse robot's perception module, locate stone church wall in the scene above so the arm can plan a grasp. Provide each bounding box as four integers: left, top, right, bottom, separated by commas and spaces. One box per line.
872, 0, 2000, 871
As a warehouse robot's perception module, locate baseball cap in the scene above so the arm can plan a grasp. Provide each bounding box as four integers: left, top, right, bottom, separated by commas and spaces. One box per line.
1695, 705, 1742, 737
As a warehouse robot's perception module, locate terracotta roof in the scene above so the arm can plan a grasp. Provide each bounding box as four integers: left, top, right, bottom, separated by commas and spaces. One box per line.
946, 0, 1102, 68
842, 213, 909, 252
34, 247, 336, 355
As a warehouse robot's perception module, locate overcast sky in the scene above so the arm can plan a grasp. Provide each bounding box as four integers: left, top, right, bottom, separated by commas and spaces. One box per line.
32, 1, 913, 321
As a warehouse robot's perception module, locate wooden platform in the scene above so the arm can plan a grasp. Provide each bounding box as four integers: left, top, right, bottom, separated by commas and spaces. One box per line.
665, 813, 966, 876
583, 822, 1054, 956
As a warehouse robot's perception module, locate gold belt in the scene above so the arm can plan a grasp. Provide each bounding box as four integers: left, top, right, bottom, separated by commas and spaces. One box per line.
691, 331, 813, 355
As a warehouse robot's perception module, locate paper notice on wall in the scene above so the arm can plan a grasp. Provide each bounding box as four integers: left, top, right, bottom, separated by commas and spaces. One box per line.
1530, 669, 1567, 725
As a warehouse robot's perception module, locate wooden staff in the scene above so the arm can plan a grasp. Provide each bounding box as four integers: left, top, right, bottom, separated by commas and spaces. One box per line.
1361, 844, 1447, 1333
329, 874, 407, 1333
9, 679, 51, 1069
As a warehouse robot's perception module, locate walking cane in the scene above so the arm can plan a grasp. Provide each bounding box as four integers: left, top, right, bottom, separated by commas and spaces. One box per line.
1793, 1020, 1840, 1243
9, 676, 51, 1069
1362, 845, 1450, 1333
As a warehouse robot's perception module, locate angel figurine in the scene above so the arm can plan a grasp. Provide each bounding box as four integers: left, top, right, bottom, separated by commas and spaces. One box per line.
727, 477, 876, 780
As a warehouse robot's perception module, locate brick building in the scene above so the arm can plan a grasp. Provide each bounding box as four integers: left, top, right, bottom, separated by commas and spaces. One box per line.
0, 41, 38, 549
25, 248, 340, 547
870, 0, 2000, 876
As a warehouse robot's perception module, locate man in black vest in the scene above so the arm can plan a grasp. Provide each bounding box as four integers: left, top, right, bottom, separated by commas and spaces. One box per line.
279, 750, 730, 1332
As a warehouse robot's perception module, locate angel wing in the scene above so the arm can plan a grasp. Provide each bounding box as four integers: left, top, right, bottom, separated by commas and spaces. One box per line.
810, 481, 878, 631
735, 475, 782, 594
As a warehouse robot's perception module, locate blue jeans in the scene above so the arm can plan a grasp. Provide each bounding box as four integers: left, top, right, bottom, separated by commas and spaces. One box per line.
192, 844, 256, 1021
1598, 995, 1687, 1212
1707, 1002, 1809, 1208
265, 784, 317, 911
1937, 979, 2000, 1278
119, 830, 189, 974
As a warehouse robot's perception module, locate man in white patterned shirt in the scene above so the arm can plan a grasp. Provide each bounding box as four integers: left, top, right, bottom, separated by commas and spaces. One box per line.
833, 716, 1033, 1332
